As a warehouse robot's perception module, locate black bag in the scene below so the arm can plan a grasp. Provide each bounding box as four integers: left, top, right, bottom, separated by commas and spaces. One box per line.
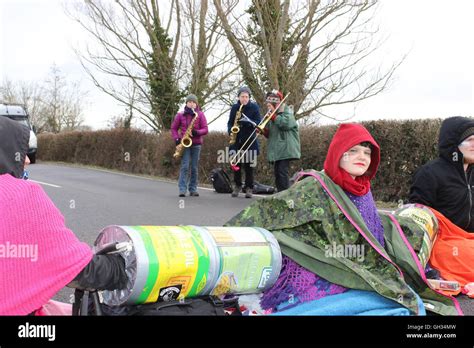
252, 181, 275, 194
76, 292, 241, 316
210, 168, 233, 193
125, 297, 241, 316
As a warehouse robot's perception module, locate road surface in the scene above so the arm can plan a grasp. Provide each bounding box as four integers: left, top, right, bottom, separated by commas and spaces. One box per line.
27, 163, 473, 315
28, 163, 256, 304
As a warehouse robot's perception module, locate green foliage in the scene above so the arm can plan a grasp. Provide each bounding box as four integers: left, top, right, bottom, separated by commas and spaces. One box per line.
147, 19, 183, 131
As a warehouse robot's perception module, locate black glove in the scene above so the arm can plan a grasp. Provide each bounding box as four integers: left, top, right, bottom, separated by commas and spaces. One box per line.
192, 130, 198, 137
175, 139, 181, 145
68, 254, 128, 290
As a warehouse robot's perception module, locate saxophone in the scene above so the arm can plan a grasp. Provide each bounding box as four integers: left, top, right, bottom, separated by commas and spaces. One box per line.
229, 103, 244, 145
173, 109, 199, 159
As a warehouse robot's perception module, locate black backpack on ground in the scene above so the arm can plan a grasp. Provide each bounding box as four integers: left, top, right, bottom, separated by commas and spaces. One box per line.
210, 168, 233, 193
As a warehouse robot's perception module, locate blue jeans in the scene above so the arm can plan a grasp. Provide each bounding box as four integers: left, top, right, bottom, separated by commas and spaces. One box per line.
178, 145, 201, 193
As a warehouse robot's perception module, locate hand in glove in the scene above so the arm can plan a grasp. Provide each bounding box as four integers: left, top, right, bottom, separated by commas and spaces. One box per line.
68, 254, 128, 291
192, 130, 199, 137
175, 139, 181, 146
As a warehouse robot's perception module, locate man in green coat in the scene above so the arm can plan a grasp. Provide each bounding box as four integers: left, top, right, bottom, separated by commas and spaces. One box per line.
261, 90, 301, 192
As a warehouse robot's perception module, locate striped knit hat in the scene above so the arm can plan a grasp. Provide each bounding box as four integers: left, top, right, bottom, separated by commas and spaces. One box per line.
460, 127, 474, 144
265, 90, 284, 106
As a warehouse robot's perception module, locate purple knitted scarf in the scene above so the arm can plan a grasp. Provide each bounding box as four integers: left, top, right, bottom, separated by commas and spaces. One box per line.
260, 190, 385, 312
344, 190, 385, 247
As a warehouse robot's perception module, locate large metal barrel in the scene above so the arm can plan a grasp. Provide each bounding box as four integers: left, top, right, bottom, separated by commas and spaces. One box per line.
394, 203, 439, 268
94, 225, 282, 306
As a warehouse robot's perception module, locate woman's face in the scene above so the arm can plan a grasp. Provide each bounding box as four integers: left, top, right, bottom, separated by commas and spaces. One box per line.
459, 135, 474, 164
186, 101, 197, 110
339, 144, 372, 179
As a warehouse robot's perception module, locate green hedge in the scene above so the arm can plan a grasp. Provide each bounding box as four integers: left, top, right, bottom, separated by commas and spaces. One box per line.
38, 119, 442, 202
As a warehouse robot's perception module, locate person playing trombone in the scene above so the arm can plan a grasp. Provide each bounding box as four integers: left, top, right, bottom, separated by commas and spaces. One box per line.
227, 86, 262, 198
259, 90, 301, 192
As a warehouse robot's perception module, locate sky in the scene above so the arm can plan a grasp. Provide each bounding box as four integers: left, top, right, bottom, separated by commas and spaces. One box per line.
0, 0, 472, 131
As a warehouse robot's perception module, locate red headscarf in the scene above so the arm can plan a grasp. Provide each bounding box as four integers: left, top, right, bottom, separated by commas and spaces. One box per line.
323, 123, 380, 196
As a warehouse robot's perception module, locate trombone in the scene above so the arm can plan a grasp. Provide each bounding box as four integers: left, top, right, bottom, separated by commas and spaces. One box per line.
229, 93, 290, 171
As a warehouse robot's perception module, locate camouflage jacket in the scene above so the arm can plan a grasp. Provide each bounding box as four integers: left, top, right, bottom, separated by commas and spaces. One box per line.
225, 170, 461, 316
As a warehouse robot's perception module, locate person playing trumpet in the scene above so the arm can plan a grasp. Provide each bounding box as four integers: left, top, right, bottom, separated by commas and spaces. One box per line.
227, 86, 262, 198
171, 94, 208, 197
259, 90, 301, 192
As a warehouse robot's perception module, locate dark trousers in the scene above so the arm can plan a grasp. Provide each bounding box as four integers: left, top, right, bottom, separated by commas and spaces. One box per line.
274, 159, 290, 192
234, 162, 254, 189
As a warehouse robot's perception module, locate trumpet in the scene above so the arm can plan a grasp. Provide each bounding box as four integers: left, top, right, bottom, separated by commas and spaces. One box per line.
173, 109, 199, 159
229, 103, 244, 145
229, 93, 290, 170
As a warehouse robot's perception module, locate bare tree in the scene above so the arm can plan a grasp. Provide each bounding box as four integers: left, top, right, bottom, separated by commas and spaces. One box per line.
0, 78, 44, 130
17, 82, 45, 130
0, 78, 16, 102
1, 69, 85, 133
107, 82, 137, 129
67, 0, 244, 132
40, 65, 86, 133
214, 0, 404, 120
181, 0, 240, 112
66, 0, 182, 132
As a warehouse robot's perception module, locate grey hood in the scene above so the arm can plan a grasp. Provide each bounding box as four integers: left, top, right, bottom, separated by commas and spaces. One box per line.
0, 116, 30, 178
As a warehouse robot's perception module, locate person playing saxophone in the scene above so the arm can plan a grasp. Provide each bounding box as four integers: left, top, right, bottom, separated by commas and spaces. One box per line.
227, 86, 261, 198
171, 94, 208, 197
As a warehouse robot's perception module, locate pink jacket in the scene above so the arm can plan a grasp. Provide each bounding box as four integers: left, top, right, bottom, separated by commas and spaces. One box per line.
170, 108, 208, 145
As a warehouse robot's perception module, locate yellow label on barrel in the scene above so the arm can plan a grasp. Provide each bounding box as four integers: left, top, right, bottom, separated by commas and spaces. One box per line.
207, 226, 268, 244
213, 245, 273, 294
145, 226, 200, 302
398, 208, 437, 241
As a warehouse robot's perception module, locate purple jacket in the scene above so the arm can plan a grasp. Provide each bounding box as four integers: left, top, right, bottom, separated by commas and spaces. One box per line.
170, 108, 208, 145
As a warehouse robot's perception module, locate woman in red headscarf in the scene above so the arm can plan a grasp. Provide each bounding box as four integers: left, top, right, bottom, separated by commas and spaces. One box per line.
323, 123, 385, 245
259, 123, 388, 313
230, 122, 461, 315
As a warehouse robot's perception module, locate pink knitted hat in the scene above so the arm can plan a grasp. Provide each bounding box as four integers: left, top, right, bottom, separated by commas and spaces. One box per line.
0, 175, 93, 315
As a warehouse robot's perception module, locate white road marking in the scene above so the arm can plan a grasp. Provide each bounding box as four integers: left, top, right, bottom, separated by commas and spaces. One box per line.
35, 163, 267, 196
65, 166, 267, 195
29, 180, 62, 188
